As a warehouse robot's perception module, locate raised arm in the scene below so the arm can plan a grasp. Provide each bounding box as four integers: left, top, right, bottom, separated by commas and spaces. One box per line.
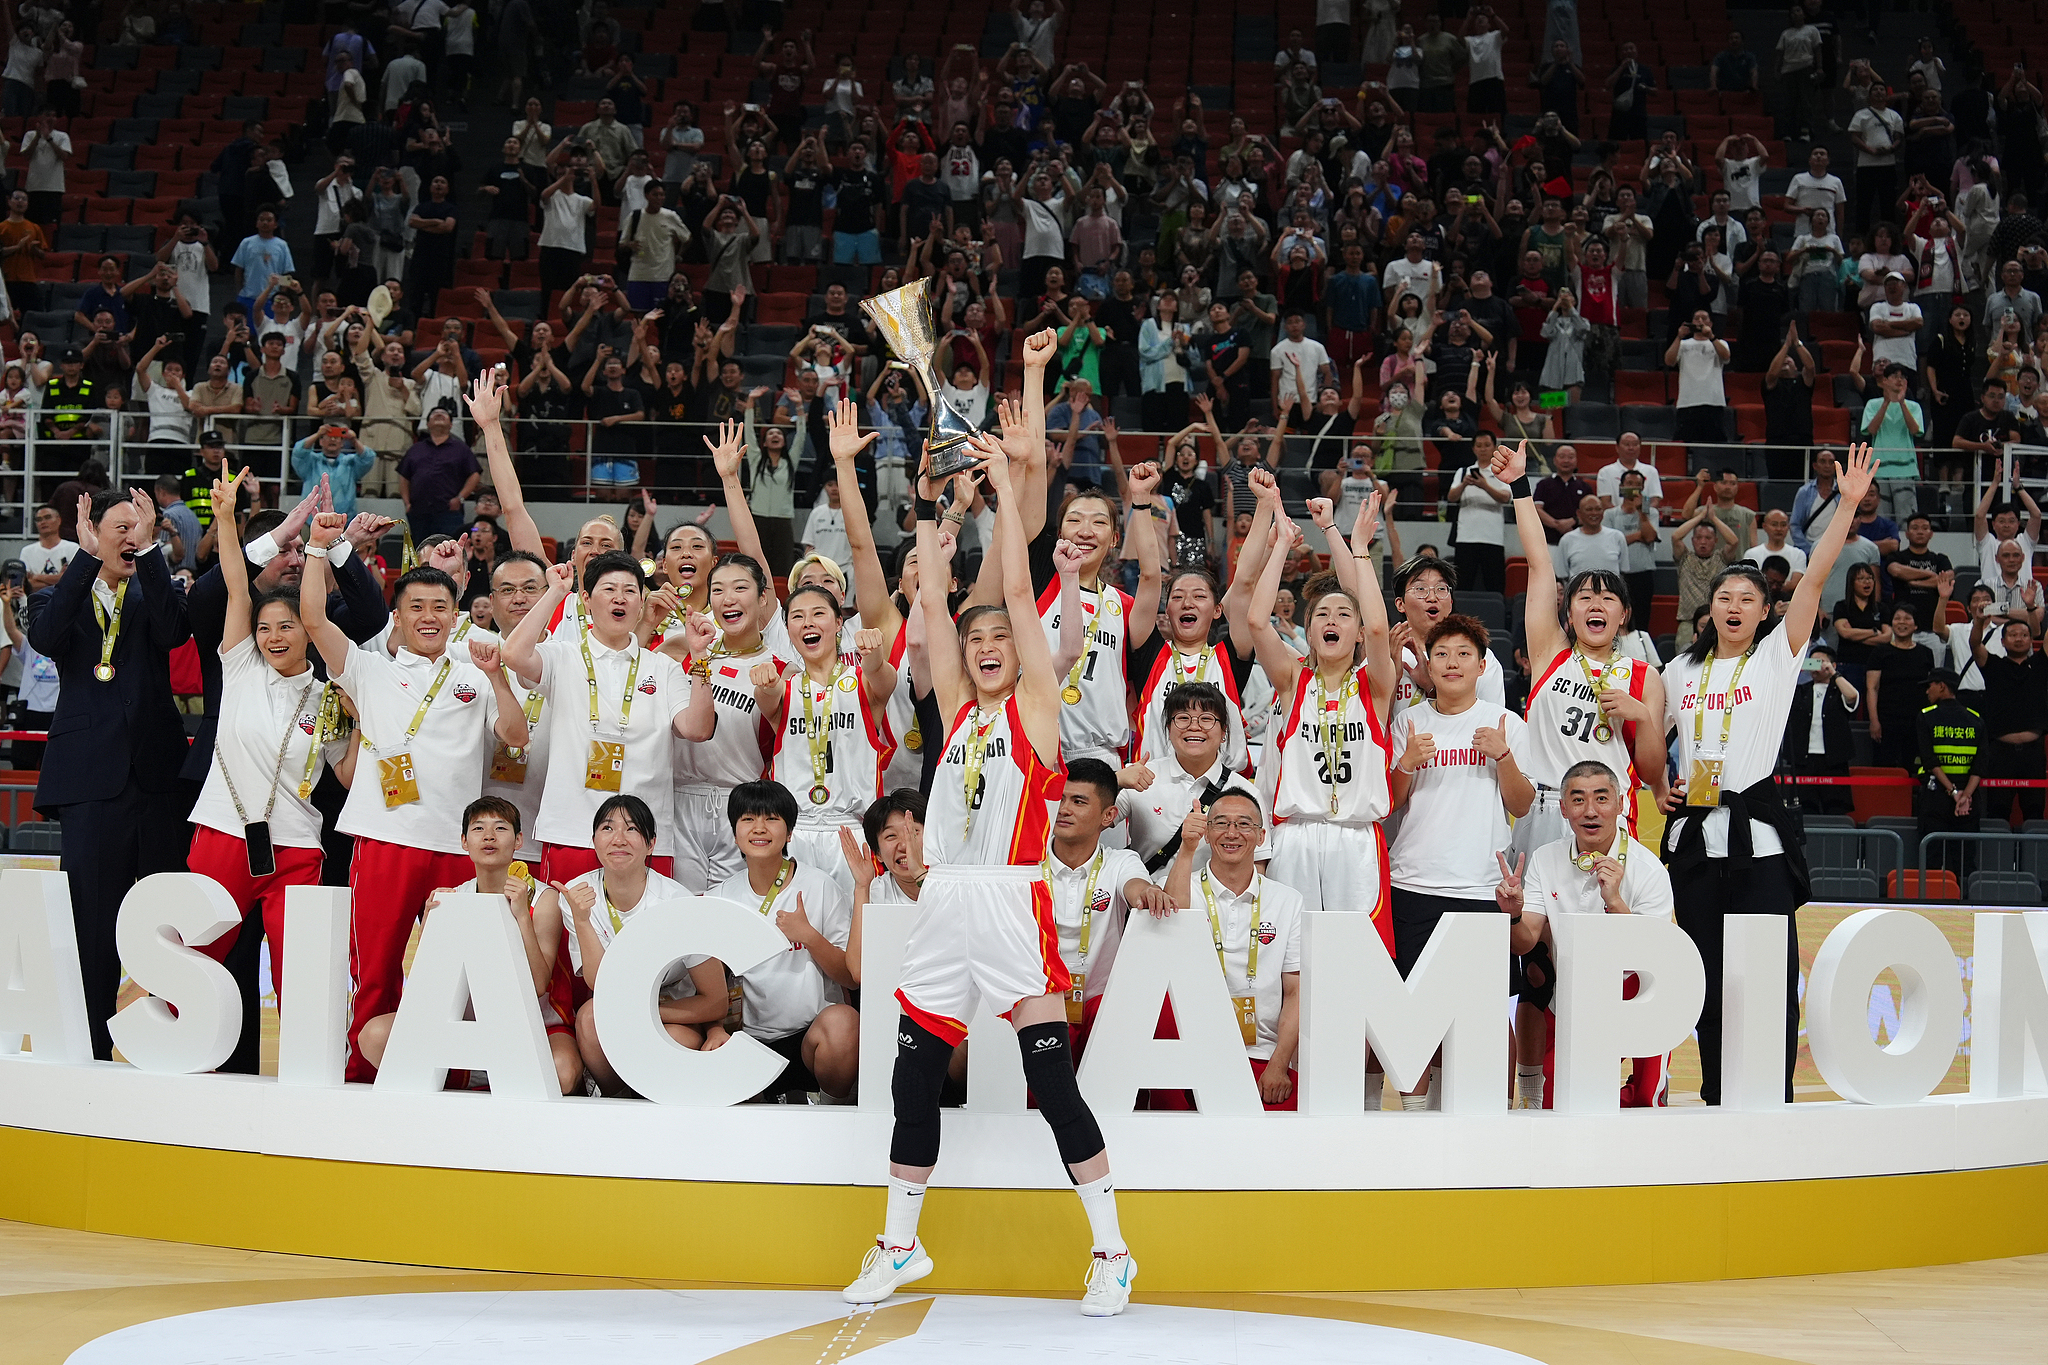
827, 399, 901, 637
210, 469, 255, 652
464, 372, 543, 556
1245, 513, 1307, 693
709, 414, 773, 577
1788, 445, 1876, 645
1223, 465, 1283, 656
975, 432, 1062, 765
1490, 439, 1567, 665
300, 513, 356, 675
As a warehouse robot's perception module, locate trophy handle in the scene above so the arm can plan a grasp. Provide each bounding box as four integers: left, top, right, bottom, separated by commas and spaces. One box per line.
922, 401, 985, 481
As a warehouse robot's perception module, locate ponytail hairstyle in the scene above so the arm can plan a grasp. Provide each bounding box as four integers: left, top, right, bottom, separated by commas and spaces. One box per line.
1559, 569, 1633, 637
1679, 563, 1775, 664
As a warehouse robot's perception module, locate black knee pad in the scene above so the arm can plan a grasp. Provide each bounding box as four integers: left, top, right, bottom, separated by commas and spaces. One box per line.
1518, 940, 1556, 1011
1016, 1022, 1105, 1170
888, 1014, 955, 1168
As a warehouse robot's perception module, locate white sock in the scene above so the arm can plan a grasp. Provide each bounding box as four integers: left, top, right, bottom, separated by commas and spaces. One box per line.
883, 1176, 926, 1250
1425, 1065, 1444, 1111
1516, 1064, 1545, 1106
1399, 1091, 1429, 1111
1364, 1069, 1385, 1112
1074, 1174, 1127, 1255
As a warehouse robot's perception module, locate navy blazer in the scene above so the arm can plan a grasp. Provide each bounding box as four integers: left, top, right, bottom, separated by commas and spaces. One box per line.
29, 548, 193, 814
178, 545, 391, 783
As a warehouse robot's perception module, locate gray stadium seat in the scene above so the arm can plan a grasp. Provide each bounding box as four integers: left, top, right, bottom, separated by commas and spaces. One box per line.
1619, 405, 1677, 440
88, 144, 135, 172
1563, 402, 1618, 440
1810, 867, 1880, 900
1803, 814, 1858, 829
9, 821, 62, 853
134, 93, 185, 118
104, 226, 157, 257
54, 224, 105, 253
1966, 871, 2042, 904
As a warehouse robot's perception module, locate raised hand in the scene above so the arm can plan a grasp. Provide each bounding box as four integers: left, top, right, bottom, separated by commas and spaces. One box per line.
466, 370, 506, 426
704, 417, 745, 482
1593, 854, 1626, 906
308, 511, 348, 551
774, 892, 814, 946
644, 586, 681, 626
545, 561, 575, 595
555, 879, 597, 923
1126, 459, 1161, 503
1351, 488, 1382, 552
1473, 717, 1512, 761
1399, 728, 1437, 773
968, 431, 1012, 494
750, 658, 781, 689
275, 482, 321, 544
838, 825, 879, 893
1052, 537, 1088, 575
1836, 442, 1877, 504
468, 638, 502, 671
503, 874, 533, 920
640, 488, 657, 519
1180, 805, 1208, 849
1491, 438, 1528, 485
1248, 465, 1280, 503
854, 626, 884, 657
1305, 496, 1334, 529
1022, 328, 1059, 368
1119, 760, 1155, 791
1493, 850, 1526, 913
210, 467, 248, 526
423, 534, 468, 578
681, 610, 717, 656
828, 397, 877, 461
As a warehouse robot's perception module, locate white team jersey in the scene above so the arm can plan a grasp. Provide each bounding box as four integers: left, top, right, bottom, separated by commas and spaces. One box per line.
1133, 641, 1249, 774
1040, 578, 1133, 757
768, 664, 895, 826
881, 621, 924, 793
672, 641, 782, 789
1521, 646, 1648, 804
1387, 700, 1528, 899
1663, 629, 1806, 858
925, 694, 1064, 866
1045, 844, 1146, 997
1269, 664, 1393, 827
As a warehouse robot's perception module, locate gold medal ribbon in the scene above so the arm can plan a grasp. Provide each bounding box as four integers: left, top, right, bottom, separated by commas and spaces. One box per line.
1691, 646, 1755, 759
802, 666, 841, 798
1315, 669, 1356, 816
91, 579, 127, 680
959, 704, 1003, 836
754, 857, 794, 916
1060, 588, 1099, 704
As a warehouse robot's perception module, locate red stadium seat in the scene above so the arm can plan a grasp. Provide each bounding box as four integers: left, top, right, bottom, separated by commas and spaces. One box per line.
1615, 372, 1667, 404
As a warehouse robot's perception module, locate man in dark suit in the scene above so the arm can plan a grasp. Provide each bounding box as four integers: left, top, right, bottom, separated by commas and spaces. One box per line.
1783, 643, 1862, 815
29, 488, 194, 1060
179, 477, 395, 1074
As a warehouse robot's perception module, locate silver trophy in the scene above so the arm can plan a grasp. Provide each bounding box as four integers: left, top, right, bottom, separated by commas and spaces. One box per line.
860, 277, 982, 480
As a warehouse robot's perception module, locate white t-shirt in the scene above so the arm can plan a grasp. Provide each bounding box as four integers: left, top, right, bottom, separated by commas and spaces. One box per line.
1977, 531, 2037, 587
1021, 194, 1067, 260
1382, 256, 1438, 316
561, 867, 697, 998
18, 538, 77, 580
539, 189, 594, 250
1848, 106, 1903, 166
3, 37, 43, 85
1744, 540, 1808, 575
20, 130, 69, 194
1454, 468, 1506, 547
1557, 525, 1629, 576
1867, 299, 1922, 370
1719, 157, 1766, 212
1789, 232, 1843, 279
1269, 336, 1333, 390
1117, 756, 1264, 867
938, 381, 989, 427
1522, 831, 1674, 922
1786, 172, 1847, 214
145, 379, 194, 443
169, 237, 212, 316
1465, 29, 1505, 81
1776, 23, 1821, 71
314, 179, 362, 236
190, 644, 343, 850
1387, 699, 1527, 899
1387, 641, 1505, 730
1168, 868, 1303, 1061
333, 645, 503, 855
1596, 459, 1664, 506
1662, 626, 1807, 858
1696, 216, 1748, 252
707, 858, 850, 1040
1947, 619, 2003, 690
624, 206, 690, 283
1910, 233, 1961, 293
1047, 844, 1147, 1001
1675, 338, 1726, 408
802, 500, 850, 567
529, 632, 688, 855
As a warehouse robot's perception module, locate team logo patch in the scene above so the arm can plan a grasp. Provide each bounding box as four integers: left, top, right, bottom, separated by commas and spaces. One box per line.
299, 717, 316, 734
838, 673, 858, 691
1090, 890, 1112, 913
1256, 921, 1276, 946
452, 683, 479, 703
639, 679, 658, 695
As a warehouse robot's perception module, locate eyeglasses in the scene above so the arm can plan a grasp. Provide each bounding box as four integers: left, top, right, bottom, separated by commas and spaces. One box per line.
1408, 584, 1453, 599
1207, 817, 1263, 833
1172, 712, 1222, 730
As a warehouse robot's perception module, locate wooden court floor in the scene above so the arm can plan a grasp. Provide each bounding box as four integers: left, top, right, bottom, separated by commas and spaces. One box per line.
0, 1218, 2040, 1364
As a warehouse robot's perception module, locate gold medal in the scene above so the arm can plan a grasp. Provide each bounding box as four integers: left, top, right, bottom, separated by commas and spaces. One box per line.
1062, 684, 1083, 704
639, 558, 657, 577
809, 783, 831, 804
93, 663, 114, 682
507, 860, 532, 884
1572, 850, 1600, 871
905, 720, 922, 752
1592, 721, 1614, 743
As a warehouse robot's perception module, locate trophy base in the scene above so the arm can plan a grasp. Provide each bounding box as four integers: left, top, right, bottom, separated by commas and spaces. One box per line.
923, 438, 984, 482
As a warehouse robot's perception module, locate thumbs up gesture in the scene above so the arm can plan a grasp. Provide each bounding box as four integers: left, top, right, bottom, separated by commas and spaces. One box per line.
1474, 716, 1513, 761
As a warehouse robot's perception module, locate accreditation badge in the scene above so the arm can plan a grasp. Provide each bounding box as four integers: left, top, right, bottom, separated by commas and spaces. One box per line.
1685, 756, 1725, 808
585, 740, 626, 792
724, 976, 745, 1031
379, 752, 420, 808
1065, 972, 1086, 1026
1233, 994, 1260, 1046
489, 743, 530, 784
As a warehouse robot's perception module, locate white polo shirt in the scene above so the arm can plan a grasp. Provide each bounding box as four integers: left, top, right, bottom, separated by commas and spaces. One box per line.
1595, 458, 1665, 506
1521, 832, 1674, 923
190, 641, 346, 849
707, 858, 850, 1041
560, 867, 696, 998
333, 643, 502, 855
1116, 753, 1264, 867
529, 631, 689, 855
1046, 844, 1147, 999
1159, 868, 1303, 1061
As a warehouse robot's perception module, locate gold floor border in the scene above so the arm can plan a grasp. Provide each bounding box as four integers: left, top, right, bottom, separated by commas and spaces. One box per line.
4, 1126, 2046, 1293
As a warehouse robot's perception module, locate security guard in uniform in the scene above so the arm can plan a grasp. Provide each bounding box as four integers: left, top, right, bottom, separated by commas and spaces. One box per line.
1915, 669, 1985, 878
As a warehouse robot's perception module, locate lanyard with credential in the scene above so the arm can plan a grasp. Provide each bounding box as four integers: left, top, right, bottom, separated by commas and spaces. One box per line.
91, 580, 128, 682
373, 655, 454, 752
1691, 646, 1755, 756
1043, 849, 1106, 958
1201, 869, 1260, 985
580, 634, 642, 733
754, 858, 794, 916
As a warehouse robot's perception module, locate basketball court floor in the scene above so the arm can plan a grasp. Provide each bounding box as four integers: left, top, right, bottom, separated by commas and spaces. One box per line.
0, 1218, 2040, 1364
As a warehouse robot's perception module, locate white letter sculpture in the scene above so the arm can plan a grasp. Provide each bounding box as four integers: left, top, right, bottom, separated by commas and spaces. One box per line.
108, 872, 243, 1074
1808, 907, 1966, 1105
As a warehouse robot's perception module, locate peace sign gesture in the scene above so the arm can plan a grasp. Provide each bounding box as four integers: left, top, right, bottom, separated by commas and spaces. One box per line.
1494, 850, 1526, 914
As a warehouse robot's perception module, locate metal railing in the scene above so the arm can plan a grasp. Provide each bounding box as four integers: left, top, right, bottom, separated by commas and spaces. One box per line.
1916, 832, 2048, 904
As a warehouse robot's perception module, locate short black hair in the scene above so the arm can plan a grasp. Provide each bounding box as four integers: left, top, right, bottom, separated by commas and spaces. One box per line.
462, 795, 524, 837
1425, 612, 1489, 655
1063, 756, 1120, 807
593, 794, 658, 841
1161, 680, 1230, 724
863, 788, 927, 849
491, 549, 549, 583
1560, 759, 1621, 794
88, 489, 130, 525
154, 472, 181, 496
392, 565, 460, 608
727, 779, 798, 833
712, 551, 769, 594
1393, 553, 1457, 597
582, 548, 645, 595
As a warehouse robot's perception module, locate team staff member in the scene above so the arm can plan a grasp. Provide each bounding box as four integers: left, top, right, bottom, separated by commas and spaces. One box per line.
546, 795, 728, 1096
1914, 669, 1983, 876
1045, 758, 1161, 1059
844, 432, 1134, 1318
1131, 568, 1254, 774
1493, 759, 1676, 1109
189, 471, 355, 1044
1117, 682, 1264, 870
500, 553, 715, 883
30, 488, 193, 1060
839, 790, 931, 988
1386, 554, 1507, 724
757, 587, 898, 891
301, 512, 531, 1082
704, 781, 859, 1101
1660, 444, 1877, 1106
1387, 614, 1534, 1110
1161, 788, 1305, 1109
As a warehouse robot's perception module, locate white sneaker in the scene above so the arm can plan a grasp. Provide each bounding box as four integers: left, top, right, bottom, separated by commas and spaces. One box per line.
842, 1238, 933, 1304
1079, 1249, 1136, 1317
